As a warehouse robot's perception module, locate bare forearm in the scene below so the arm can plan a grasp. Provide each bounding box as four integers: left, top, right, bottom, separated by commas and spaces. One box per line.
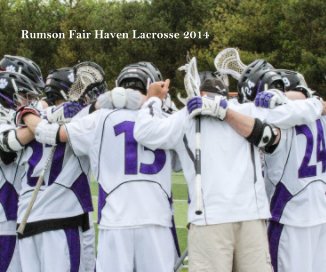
225, 108, 255, 138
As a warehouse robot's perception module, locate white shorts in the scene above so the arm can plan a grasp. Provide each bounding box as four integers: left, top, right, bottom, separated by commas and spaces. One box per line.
18, 227, 85, 272
0, 235, 21, 272
268, 221, 326, 272
96, 225, 177, 272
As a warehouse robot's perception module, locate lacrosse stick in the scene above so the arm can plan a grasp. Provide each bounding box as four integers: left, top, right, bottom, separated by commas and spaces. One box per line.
17, 145, 56, 235
174, 248, 188, 272
214, 48, 248, 85
68, 61, 105, 102
179, 57, 203, 215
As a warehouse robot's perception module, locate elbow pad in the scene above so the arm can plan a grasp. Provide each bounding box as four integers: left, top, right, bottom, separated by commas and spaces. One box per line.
0, 148, 17, 165
0, 129, 24, 152
246, 118, 278, 148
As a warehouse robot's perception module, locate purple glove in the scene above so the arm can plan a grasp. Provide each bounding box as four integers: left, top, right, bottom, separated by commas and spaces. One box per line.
255, 89, 287, 109
187, 97, 202, 115
47, 101, 83, 124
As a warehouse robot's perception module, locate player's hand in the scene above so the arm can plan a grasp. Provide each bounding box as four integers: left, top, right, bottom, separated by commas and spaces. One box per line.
187, 95, 228, 120
15, 104, 41, 127
147, 79, 170, 100
47, 101, 83, 124
255, 89, 287, 109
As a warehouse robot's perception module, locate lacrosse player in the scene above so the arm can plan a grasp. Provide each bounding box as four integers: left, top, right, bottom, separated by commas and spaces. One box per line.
133, 57, 324, 271
19, 61, 179, 272
252, 71, 326, 272
0, 70, 43, 271
12, 63, 108, 272
42, 66, 104, 272
12, 62, 106, 271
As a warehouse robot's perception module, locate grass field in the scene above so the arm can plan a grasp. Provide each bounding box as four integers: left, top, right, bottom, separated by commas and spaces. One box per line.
91, 172, 189, 271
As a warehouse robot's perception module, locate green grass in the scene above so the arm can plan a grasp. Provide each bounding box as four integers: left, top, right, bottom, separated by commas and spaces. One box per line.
91, 172, 189, 271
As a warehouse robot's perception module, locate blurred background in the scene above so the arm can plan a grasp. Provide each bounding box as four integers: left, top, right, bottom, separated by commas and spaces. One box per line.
1, 0, 325, 101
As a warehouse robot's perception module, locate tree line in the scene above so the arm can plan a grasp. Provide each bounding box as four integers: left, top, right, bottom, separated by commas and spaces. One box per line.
0, 0, 325, 99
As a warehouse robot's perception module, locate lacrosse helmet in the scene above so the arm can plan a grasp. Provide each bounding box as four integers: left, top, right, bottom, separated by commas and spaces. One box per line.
274, 69, 308, 90
44, 67, 75, 105
199, 71, 229, 97
0, 55, 45, 91
237, 59, 284, 103
117, 61, 163, 95
0, 71, 41, 109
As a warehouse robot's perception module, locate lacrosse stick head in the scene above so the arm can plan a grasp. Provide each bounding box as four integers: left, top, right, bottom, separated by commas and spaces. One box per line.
184, 57, 201, 98
199, 71, 229, 97
214, 48, 248, 85
237, 60, 285, 103
68, 61, 106, 104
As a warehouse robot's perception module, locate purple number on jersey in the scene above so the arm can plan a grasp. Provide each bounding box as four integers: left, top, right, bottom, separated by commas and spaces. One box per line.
316, 119, 326, 172
27, 141, 44, 187
27, 141, 66, 187
114, 121, 166, 175
295, 119, 326, 178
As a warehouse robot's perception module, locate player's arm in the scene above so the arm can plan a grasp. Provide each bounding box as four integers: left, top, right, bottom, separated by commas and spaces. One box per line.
0, 126, 35, 164
22, 114, 68, 144
134, 80, 185, 150
225, 108, 280, 149
187, 96, 280, 149
254, 90, 324, 128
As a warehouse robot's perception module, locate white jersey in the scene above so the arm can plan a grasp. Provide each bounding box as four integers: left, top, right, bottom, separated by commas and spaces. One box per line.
264, 116, 326, 227
17, 108, 93, 223
0, 123, 23, 235
65, 108, 174, 229
134, 97, 323, 226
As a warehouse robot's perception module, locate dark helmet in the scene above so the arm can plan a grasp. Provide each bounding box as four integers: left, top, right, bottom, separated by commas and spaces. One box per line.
44, 67, 75, 104
274, 69, 308, 91
0, 71, 41, 109
0, 55, 45, 90
237, 59, 284, 103
199, 71, 229, 97
117, 61, 163, 95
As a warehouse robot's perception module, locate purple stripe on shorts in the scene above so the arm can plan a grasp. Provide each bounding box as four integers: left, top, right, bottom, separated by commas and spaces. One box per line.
70, 173, 93, 213
268, 221, 284, 272
98, 184, 108, 224
48, 143, 66, 185
0, 182, 18, 220
270, 182, 293, 222
64, 228, 80, 272
0, 235, 16, 272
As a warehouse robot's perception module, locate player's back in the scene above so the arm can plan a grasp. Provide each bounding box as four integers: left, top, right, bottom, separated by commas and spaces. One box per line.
265, 116, 326, 226
66, 108, 174, 229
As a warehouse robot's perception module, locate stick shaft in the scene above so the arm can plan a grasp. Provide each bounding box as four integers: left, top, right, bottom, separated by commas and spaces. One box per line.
194, 116, 203, 215
174, 248, 188, 272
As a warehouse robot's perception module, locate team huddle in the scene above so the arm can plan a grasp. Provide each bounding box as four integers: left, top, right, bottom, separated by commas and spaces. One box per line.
0, 49, 325, 272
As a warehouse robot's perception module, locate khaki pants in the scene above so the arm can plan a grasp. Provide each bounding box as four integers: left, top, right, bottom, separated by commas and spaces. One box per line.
188, 220, 273, 272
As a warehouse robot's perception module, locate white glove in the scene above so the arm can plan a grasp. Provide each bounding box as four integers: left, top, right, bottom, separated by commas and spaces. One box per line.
46, 102, 83, 124
255, 89, 288, 109
187, 96, 228, 120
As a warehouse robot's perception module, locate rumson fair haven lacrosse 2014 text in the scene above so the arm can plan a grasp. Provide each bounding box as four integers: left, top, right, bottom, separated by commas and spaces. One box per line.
21, 29, 209, 40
